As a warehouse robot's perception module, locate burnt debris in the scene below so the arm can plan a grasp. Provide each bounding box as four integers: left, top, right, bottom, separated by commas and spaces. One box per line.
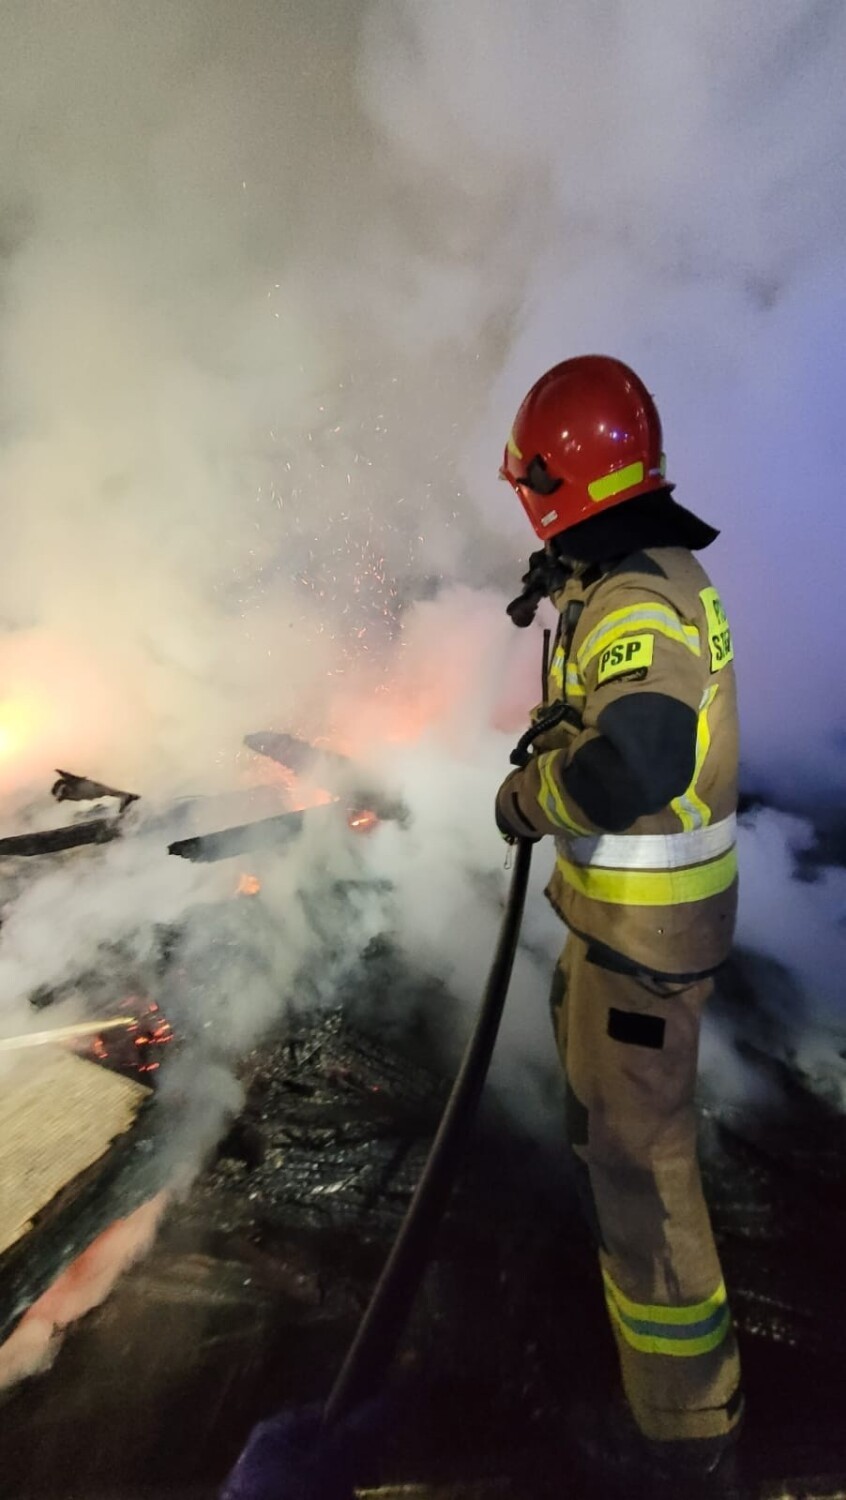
0, 998, 845, 1497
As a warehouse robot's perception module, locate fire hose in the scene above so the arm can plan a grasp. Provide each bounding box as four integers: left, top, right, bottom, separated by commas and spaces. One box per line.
222, 836, 534, 1500
322, 833, 534, 1429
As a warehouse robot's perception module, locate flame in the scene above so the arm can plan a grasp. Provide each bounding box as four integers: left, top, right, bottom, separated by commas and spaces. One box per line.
237, 872, 262, 896
346, 808, 379, 835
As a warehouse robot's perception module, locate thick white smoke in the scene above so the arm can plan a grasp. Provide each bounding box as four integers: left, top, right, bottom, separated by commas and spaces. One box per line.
0, 0, 844, 1335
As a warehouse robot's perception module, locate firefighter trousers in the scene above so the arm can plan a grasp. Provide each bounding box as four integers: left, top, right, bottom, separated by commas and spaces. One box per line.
551, 933, 742, 1442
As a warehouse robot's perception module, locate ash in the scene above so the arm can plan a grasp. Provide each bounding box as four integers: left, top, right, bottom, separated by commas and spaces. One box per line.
198, 1006, 447, 1239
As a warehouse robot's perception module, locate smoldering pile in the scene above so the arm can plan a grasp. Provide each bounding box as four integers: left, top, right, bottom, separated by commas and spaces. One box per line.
0, 732, 413, 1377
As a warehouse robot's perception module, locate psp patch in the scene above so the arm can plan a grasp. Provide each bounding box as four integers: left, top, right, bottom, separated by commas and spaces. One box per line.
596, 633, 654, 686
699, 587, 734, 673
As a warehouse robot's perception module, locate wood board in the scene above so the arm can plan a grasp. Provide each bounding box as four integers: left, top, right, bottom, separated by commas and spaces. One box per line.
0, 1049, 151, 1256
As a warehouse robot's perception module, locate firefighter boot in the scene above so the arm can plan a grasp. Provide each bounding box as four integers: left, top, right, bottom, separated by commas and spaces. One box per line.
568, 1397, 743, 1498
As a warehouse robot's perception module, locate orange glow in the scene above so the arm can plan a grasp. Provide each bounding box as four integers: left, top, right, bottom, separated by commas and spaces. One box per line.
0, 629, 129, 796
0, 698, 42, 766
0, 1193, 169, 1391
346, 808, 380, 835
237, 872, 262, 896
242, 755, 336, 812
289, 783, 334, 811
325, 636, 483, 759
329, 688, 439, 758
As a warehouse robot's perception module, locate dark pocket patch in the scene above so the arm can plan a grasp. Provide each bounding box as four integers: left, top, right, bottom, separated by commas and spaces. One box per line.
565, 1079, 589, 1149
607, 1007, 666, 1050
549, 963, 567, 1020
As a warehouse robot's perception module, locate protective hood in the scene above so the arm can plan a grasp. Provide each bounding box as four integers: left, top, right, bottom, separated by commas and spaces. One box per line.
553, 488, 719, 565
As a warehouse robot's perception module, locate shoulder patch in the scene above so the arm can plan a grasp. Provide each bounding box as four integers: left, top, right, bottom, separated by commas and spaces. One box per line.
699, 587, 734, 672
596, 633, 655, 686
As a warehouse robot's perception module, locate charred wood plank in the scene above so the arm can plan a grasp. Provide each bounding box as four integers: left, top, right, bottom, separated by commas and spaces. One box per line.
168, 809, 306, 862
244, 733, 410, 826
243, 731, 349, 775
0, 818, 122, 858
51, 769, 139, 811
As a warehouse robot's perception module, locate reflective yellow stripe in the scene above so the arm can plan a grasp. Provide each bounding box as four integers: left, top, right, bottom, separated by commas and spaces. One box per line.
548, 649, 585, 700
603, 1270, 728, 1326
548, 644, 564, 691
537, 752, 591, 835
556, 847, 737, 906
672, 685, 718, 832
588, 461, 644, 503
565, 664, 586, 698
578, 604, 700, 675
507, 432, 523, 461
607, 1306, 731, 1357
603, 1270, 731, 1358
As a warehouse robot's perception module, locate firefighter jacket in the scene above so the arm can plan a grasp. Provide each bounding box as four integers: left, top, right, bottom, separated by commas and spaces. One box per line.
500, 546, 739, 975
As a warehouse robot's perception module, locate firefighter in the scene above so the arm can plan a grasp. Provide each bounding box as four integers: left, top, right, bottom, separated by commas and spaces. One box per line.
495, 356, 743, 1488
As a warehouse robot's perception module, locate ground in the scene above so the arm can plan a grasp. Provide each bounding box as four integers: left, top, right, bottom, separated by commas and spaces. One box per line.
1, 964, 845, 1500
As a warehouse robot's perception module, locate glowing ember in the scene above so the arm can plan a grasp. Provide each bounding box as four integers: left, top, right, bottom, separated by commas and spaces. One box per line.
84, 996, 175, 1079
237, 872, 262, 896
0, 1193, 169, 1391
346, 807, 379, 835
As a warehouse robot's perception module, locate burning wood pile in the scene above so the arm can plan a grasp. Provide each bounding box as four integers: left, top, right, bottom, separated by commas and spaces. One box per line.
0, 728, 409, 1384
0, 732, 406, 864
1, 737, 845, 1498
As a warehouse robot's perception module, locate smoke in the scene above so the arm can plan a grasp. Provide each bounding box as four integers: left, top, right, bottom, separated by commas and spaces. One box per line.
0, 0, 844, 1357
2, 3, 844, 790
358, 0, 846, 801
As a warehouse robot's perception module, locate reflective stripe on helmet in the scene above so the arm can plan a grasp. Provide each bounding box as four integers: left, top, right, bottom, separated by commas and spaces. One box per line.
555, 846, 737, 906
560, 813, 736, 871
603, 1269, 732, 1358
587, 461, 645, 503
577, 604, 700, 675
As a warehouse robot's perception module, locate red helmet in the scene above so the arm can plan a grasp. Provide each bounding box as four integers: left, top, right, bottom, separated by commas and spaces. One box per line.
500, 355, 668, 542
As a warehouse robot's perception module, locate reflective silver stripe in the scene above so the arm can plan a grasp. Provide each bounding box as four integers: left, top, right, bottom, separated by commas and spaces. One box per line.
558, 814, 736, 871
